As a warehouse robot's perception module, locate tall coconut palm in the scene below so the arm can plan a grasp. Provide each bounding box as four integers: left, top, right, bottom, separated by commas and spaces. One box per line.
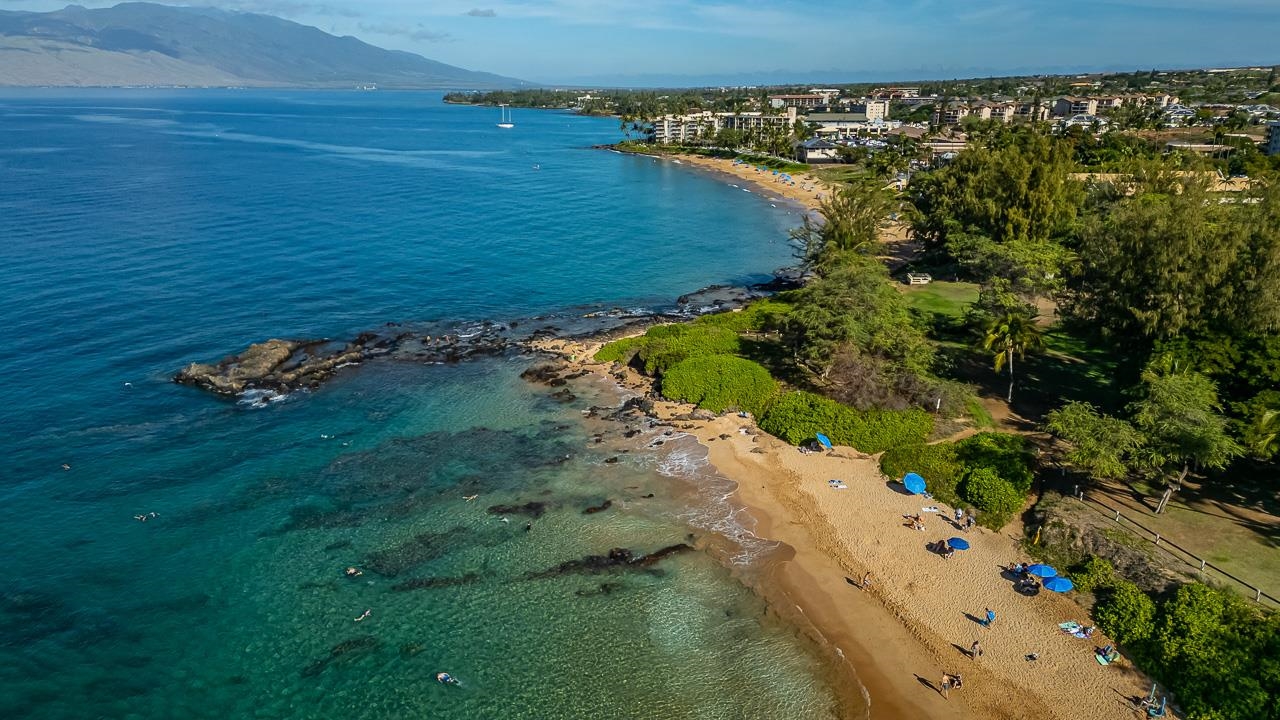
982, 310, 1044, 403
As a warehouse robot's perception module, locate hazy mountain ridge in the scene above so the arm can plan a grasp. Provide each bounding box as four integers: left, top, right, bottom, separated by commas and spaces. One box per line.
0, 2, 527, 88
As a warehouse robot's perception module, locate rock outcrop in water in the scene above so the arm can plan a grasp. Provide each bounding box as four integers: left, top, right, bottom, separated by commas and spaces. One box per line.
526, 543, 694, 580
301, 636, 381, 678
174, 325, 513, 398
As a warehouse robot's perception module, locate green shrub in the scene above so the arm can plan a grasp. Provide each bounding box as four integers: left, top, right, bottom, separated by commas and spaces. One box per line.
594, 336, 644, 364
879, 443, 962, 506
1095, 579, 1157, 646
955, 433, 1036, 494
694, 300, 793, 334
959, 467, 1023, 528
759, 390, 933, 454
661, 356, 779, 416
636, 324, 742, 375
1071, 556, 1116, 593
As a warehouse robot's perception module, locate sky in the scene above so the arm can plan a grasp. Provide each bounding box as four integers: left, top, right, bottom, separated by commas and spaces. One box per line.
2, 0, 1279, 86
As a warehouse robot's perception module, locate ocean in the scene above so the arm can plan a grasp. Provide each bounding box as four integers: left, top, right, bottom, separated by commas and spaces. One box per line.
0, 89, 851, 719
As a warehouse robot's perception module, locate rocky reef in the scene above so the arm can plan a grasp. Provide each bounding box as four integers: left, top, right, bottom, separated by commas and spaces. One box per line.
174, 325, 510, 398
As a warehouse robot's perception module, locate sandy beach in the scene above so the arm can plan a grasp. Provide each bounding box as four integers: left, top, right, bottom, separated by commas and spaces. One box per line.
533, 336, 1152, 720
637, 151, 831, 212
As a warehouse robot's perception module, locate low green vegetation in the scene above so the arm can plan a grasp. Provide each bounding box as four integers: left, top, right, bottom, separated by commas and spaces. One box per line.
757, 390, 932, 453
660, 355, 778, 416
879, 432, 1036, 528
1083, 570, 1280, 720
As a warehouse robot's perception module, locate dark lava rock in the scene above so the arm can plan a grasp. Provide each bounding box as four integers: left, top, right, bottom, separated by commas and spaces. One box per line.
549, 388, 576, 403
520, 362, 569, 386
604, 457, 619, 464
583, 499, 613, 514
486, 501, 547, 519
526, 543, 694, 580
301, 636, 380, 678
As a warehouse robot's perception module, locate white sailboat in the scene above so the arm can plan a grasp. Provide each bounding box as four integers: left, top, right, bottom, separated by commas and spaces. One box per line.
496, 104, 514, 129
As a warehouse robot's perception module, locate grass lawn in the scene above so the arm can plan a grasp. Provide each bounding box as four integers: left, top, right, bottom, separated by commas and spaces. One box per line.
900, 280, 979, 318
811, 165, 877, 186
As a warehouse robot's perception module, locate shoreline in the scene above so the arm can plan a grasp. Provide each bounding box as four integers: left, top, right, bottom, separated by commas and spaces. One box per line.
607, 145, 831, 213
533, 335, 1152, 720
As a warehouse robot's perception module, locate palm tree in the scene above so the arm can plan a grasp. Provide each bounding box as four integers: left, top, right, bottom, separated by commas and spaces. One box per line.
982, 310, 1044, 403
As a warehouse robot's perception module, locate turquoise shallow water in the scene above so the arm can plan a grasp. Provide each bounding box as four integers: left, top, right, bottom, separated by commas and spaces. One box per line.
0, 90, 848, 719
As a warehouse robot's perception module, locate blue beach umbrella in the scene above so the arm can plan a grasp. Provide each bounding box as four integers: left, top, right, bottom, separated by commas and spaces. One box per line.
1026, 564, 1057, 578
815, 433, 833, 450
902, 472, 926, 495
1044, 577, 1074, 593
947, 537, 970, 550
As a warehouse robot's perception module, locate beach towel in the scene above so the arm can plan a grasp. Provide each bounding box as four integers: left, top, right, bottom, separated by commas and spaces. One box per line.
922, 506, 940, 513
1059, 621, 1081, 632
1095, 649, 1120, 665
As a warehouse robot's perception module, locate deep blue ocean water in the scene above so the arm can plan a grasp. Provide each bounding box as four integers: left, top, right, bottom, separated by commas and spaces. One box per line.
0, 90, 850, 719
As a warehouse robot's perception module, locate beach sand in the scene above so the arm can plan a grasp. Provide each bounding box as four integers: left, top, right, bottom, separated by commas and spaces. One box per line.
649, 153, 831, 212
532, 337, 1152, 720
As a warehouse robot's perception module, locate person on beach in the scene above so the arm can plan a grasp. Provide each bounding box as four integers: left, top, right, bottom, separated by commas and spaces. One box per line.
965, 512, 976, 531
861, 571, 872, 588
940, 673, 953, 698
970, 640, 983, 659
982, 608, 996, 627
954, 507, 964, 525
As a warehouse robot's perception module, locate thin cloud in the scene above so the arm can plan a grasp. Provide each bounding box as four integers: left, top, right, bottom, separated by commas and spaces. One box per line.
465, 8, 496, 17
358, 22, 453, 42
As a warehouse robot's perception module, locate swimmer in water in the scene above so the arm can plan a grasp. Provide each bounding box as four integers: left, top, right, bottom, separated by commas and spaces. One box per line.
345, 567, 362, 577
463, 495, 478, 502
354, 609, 371, 622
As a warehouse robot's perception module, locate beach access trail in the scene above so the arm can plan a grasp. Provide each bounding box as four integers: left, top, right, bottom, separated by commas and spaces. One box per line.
532, 337, 1152, 720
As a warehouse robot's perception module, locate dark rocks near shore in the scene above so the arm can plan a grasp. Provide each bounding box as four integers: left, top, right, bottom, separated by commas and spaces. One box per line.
582, 499, 613, 514
175, 325, 513, 399
526, 543, 694, 580
487, 501, 548, 519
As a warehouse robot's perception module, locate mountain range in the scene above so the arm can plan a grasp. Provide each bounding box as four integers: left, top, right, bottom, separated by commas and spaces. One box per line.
0, 2, 528, 89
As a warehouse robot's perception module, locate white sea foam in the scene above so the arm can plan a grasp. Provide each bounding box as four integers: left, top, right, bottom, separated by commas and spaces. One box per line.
646, 432, 781, 567
236, 389, 290, 408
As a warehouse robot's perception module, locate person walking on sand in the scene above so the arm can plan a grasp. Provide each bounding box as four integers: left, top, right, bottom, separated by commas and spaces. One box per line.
965, 512, 976, 532
954, 507, 964, 525
970, 640, 983, 659
861, 571, 872, 588
940, 673, 952, 698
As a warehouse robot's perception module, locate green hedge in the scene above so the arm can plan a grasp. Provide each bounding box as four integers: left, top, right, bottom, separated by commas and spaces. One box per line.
1071, 556, 1116, 593
661, 355, 779, 416
594, 336, 645, 364
955, 432, 1036, 494
1095, 578, 1157, 646
693, 300, 792, 334
593, 324, 741, 374
878, 432, 1037, 529
759, 390, 933, 454
879, 443, 962, 506
959, 467, 1024, 527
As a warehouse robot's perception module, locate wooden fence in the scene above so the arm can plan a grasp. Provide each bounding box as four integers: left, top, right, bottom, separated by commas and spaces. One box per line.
1065, 488, 1280, 608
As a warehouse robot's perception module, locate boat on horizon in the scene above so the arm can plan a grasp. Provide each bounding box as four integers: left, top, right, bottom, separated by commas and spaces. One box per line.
497, 104, 514, 129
